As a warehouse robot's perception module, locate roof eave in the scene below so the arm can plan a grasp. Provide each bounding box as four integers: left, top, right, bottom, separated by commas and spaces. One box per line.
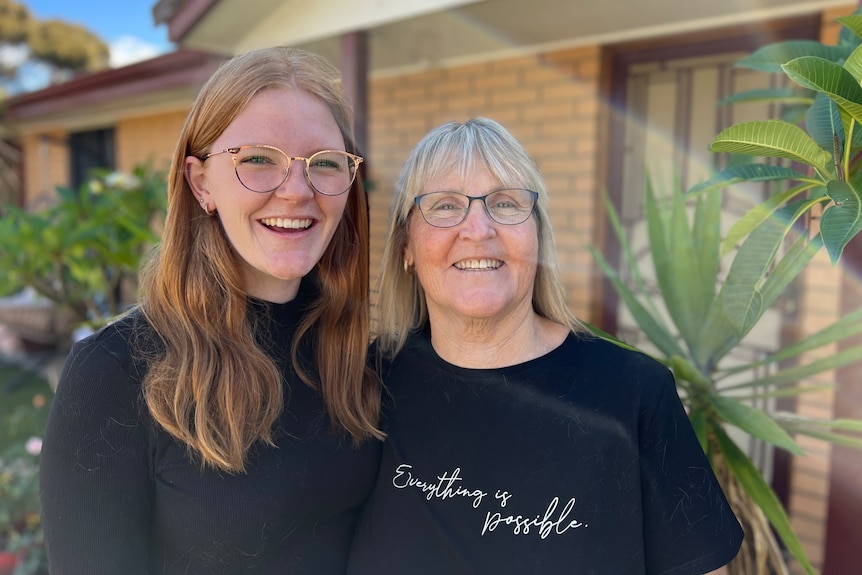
3, 49, 226, 123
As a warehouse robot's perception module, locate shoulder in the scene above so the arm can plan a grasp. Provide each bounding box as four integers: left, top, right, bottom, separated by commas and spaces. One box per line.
387, 329, 434, 370
59, 308, 153, 400
70, 309, 138, 356
551, 333, 672, 387
48, 310, 154, 444
571, 333, 667, 370
513, 333, 675, 416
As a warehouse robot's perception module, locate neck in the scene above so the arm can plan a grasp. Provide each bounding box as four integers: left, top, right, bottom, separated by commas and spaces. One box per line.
428, 306, 568, 369
245, 276, 301, 304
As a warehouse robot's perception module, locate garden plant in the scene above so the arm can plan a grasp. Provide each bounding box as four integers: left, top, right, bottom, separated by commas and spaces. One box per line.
590, 9, 862, 574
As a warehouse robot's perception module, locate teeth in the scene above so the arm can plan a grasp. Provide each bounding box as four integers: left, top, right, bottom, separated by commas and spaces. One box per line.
260, 217, 312, 229
454, 259, 502, 270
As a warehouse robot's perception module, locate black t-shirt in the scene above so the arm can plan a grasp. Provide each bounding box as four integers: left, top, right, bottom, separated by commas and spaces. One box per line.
348, 330, 742, 575
40, 285, 381, 574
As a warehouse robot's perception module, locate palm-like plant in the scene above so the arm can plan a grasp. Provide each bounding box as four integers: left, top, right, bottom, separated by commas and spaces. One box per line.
588, 178, 862, 575
586, 11, 862, 572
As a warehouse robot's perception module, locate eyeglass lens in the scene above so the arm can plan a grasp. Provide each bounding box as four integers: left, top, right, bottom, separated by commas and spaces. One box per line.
416, 189, 536, 227
234, 146, 357, 195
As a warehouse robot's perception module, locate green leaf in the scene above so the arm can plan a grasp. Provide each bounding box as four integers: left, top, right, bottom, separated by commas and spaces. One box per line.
722, 344, 862, 391
710, 394, 804, 454
736, 383, 835, 401
782, 57, 862, 126
691, 189, 721, 316
712, 425, 815, 575
775, 414, 862, 450
584, 242, 686, 359
759, 230, 822, 311
805, 92, 844, 158
775, 412, 862, 432
715, 213, 785, 341
842, 42, 862, 83
602, 190, 659, 318
691, 304, 740, 371
670, 355, 711, 390
791, 429, 862, 450
720, 185, 814, 256
654, 180, 706, 344
718, 87, 813, 107
688, 164, 813, 197
710, 120, 832, 177
836, 14, 862, 45
581, 321, 641, 353
831, 419, 862, 432
722, 302, 860, 375
684, 191, 724, 359
736, 40, 850, 72
643, 176, 677, 324
821, 180, 862, 263
690, 409, 708, 454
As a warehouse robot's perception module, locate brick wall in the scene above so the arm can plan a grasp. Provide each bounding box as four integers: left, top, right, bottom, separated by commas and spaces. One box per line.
366, 46, 603, 318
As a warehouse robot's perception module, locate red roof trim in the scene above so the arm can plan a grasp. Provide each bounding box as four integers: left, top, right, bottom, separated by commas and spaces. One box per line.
3, 49, 226, 120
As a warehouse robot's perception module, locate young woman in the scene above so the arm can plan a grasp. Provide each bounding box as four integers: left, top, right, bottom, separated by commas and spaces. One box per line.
40, 47, 382, 574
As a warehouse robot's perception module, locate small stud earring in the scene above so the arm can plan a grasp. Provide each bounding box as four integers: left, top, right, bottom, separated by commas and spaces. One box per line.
403, 260, 415, 275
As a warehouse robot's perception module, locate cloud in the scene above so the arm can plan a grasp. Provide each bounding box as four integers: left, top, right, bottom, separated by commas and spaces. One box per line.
109, 36, 167, 68
0, 44, 30, 68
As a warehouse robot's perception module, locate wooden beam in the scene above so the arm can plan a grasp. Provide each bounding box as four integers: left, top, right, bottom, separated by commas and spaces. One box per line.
340, 31, 369, 161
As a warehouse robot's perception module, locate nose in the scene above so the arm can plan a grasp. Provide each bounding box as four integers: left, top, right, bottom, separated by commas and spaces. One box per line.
458, 197, 496, 238
273, 159, 314, 198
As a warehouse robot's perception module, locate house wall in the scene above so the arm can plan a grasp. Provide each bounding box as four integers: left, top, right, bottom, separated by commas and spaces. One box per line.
20, 110, 186, 207
116, 111, 189, 176
21, 130, 68, 208
366, 46, 604, 320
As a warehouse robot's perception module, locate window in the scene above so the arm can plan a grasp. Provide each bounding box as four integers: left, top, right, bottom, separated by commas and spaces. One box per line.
69, 128, 115, 189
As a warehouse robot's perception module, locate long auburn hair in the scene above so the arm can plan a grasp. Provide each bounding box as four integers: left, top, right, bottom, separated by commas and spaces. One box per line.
375, 117, 588, 357
138, 47, 381, 473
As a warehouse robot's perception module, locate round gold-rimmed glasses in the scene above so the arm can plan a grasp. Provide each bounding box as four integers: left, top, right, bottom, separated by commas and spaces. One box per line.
205, 144, 363, 196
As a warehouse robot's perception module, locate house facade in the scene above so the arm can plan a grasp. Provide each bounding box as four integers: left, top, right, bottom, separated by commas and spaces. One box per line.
1, 49, 226, 207
2, 0, 860, 572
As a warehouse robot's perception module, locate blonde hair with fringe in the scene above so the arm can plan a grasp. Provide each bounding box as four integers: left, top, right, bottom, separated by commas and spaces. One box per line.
375, 117, 588, 357
138, 46, 381, 473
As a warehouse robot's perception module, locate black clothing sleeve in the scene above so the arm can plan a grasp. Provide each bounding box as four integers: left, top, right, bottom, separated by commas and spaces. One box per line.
41, 326, 152, 573
639, 370, 741, 575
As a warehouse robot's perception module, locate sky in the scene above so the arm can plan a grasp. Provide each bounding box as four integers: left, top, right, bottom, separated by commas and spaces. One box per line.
22, 0, 173, 68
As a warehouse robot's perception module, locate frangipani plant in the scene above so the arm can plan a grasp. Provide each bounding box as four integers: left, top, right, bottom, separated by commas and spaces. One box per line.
0, 164, 166, 334
587, 177, 862, 575
692, 7, 862, 264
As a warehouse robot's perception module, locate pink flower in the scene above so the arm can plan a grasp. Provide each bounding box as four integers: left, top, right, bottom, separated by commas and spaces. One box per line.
25, 436, 42, 456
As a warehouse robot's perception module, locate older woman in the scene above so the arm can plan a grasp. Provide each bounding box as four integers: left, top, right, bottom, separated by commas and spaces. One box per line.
348, 118, 742, 575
